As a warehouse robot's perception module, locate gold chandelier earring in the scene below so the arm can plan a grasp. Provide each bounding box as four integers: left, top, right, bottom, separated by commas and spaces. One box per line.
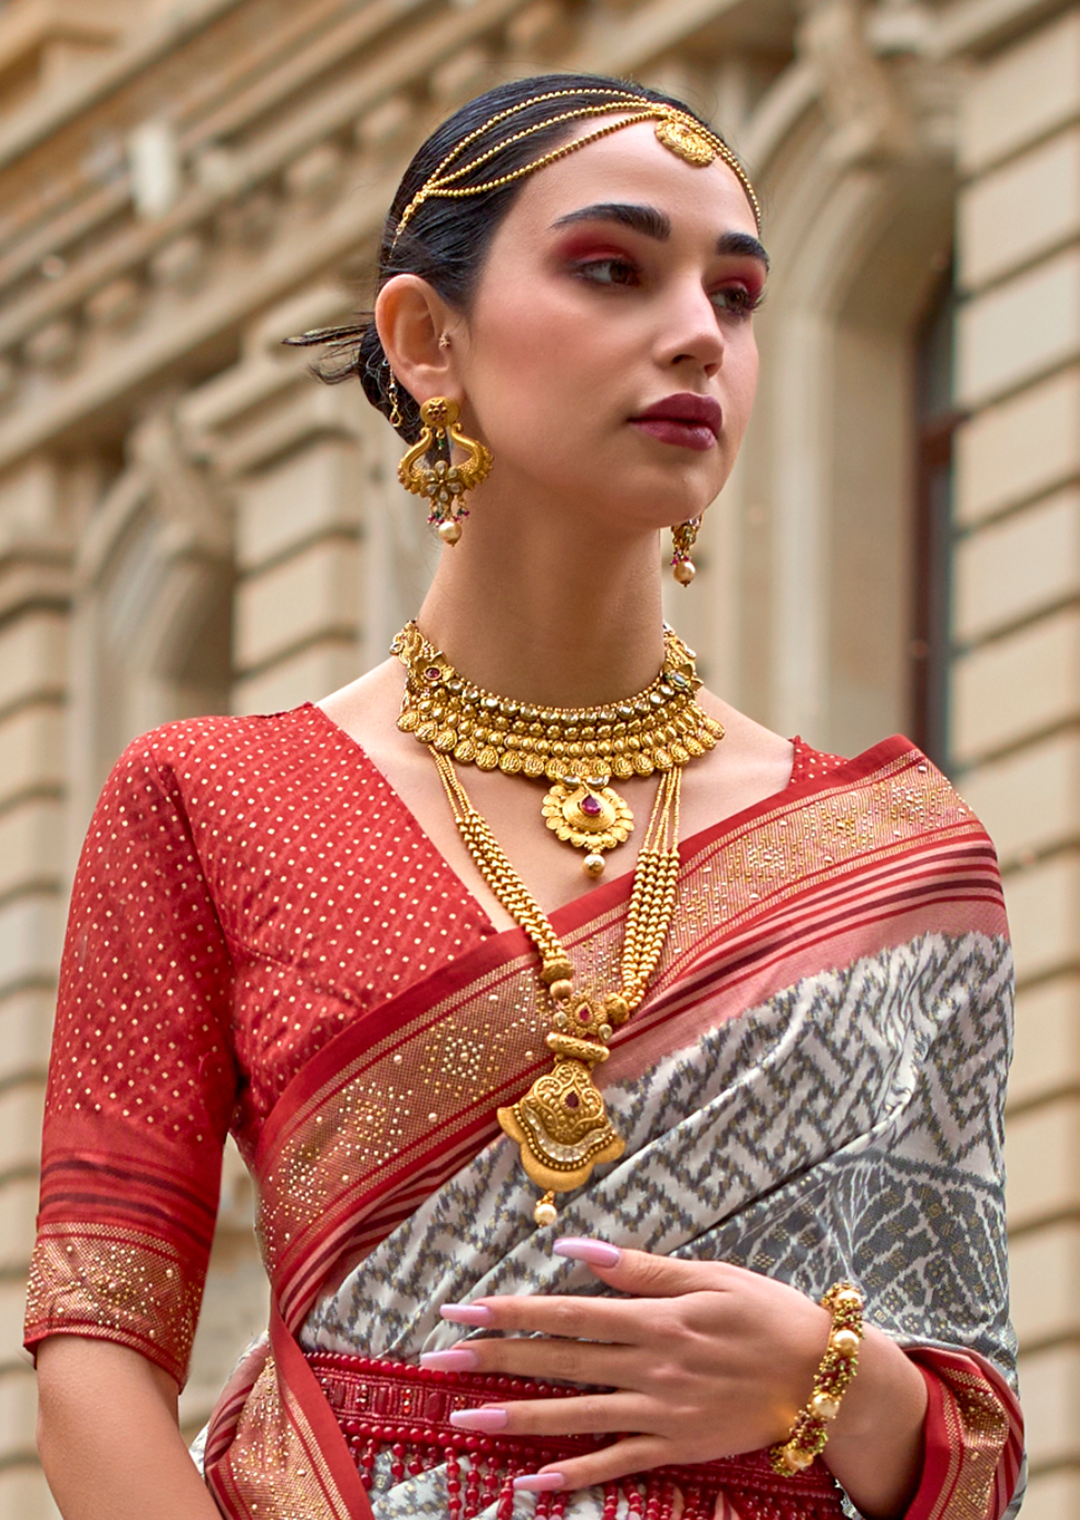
397, 396, 494, 545
671, 517, 701, 585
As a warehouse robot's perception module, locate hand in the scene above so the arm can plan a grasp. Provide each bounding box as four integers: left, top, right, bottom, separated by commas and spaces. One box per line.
425, 1239, 831, 1492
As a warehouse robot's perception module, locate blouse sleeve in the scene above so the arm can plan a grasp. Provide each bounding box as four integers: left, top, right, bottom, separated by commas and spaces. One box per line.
904, 1346, 1025, 1520
23, 736, 237, 1388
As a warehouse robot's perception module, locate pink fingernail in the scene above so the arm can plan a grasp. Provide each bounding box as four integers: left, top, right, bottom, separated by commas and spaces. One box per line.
513, 1473, 565, 1492
449, 1407, 508, 1432
553, 1236, 622, 1267
419, 1348, 479, 1371
440, 1303, 493, 1325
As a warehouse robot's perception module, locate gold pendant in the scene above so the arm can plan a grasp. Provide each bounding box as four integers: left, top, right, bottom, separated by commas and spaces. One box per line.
541, 780, 633, 876
497, 1043, 625, 1200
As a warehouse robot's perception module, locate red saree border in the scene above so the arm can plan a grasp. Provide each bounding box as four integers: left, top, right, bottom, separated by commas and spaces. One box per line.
207, 1303, 374, 1520
601, 848, 1007, 1093
253, 924, 537, 1174
257, 732, 973, 1173
905, 1347, 1023, 1520
252, 740, 995, 1327
205, 736, 1012, 1520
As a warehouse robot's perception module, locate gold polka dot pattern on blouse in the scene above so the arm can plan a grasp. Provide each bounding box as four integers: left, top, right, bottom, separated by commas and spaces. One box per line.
26, 704, 494, 1380
26, 708, 862, 1380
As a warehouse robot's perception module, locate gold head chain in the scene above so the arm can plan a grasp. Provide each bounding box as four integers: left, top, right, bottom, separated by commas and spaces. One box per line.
390, 87, 761, 249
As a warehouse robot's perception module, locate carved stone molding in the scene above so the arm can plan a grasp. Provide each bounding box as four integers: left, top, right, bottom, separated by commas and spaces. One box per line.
78, 406, 232, 591
798, 0, 916, 163
0, 0, 804, 477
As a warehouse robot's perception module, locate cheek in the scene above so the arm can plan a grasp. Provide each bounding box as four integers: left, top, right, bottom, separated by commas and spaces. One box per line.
724, 338, 759, 433
464, 295, 617, 457
478, 289, 604, 389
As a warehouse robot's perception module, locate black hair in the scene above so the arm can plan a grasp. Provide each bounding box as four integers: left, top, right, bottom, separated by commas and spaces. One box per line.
285, 73, 734, 442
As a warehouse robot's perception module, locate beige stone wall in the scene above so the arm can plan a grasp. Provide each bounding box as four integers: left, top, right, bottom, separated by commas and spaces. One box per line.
0, 455, 75, 1520
0, 0, 1074, 1513
953, 7, 1080, 1515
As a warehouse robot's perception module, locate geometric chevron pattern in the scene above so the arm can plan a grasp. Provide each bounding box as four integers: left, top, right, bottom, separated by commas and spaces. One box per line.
300, 930, 1017, 1515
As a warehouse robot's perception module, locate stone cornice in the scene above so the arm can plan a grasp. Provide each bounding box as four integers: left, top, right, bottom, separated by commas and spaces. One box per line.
566, 0, 743, 75
931, 0, 1075, 58
0, 0, 436, 294
0, 0, 787, 474
0, 0, 247, 170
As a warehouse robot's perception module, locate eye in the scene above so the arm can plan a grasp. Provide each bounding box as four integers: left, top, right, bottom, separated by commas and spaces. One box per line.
711, 283, 763, 319
574, 256, 641, 288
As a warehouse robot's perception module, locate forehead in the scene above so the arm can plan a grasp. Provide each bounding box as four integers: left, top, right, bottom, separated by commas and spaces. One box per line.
503, 117, 759, 237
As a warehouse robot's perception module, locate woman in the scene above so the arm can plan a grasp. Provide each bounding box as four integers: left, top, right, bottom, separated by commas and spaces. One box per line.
27, 74, 1023, 1520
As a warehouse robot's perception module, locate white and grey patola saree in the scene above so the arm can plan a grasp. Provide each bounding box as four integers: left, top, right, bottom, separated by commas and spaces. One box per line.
195, 738, 1023, 1519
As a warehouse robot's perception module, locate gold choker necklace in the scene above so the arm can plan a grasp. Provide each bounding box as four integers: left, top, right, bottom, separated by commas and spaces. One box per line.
391, 622, 723, 875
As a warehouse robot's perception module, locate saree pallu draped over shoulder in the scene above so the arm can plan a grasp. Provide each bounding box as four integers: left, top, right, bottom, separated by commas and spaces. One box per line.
200, 737, 1023, 1520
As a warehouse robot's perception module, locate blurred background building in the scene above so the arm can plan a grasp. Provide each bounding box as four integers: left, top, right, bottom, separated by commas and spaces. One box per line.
0, 0, 1072, 1512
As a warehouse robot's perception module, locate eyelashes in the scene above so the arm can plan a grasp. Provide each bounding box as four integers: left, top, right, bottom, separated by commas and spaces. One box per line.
572, 255, 641, 288
712, 285, 765, 318
570, 255, 764, 320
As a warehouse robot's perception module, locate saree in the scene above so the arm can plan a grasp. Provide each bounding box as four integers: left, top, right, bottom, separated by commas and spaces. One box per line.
204, 737, 1022, 1518
24, 710, 1023, 1519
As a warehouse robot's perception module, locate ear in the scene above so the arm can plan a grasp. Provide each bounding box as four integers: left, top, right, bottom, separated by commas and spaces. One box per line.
375, 275, 460, 404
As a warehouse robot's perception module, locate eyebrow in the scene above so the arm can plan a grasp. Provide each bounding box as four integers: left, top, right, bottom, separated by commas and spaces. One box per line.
717, 229, 770, 271
552, 201, 671, 240
551, 202, 770, 270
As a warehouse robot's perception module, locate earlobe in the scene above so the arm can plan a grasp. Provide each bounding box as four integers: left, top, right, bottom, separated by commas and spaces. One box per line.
374, 274, 460, 403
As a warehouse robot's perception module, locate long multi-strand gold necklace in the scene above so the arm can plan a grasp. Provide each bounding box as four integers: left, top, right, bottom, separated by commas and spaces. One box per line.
392, 623, 722, 1225
392, 621, 723, 876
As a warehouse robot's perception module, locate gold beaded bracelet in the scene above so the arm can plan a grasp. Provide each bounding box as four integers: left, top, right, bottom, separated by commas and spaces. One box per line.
769, 1282, 865, 1476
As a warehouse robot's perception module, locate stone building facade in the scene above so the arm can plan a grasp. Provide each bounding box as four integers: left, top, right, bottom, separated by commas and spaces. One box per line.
0, 0, 1074, 1514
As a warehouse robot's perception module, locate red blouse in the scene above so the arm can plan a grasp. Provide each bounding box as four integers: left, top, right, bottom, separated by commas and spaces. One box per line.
24, 708, 843, 1385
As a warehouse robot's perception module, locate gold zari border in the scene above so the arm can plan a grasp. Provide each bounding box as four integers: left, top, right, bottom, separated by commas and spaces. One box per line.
258, 749, 989, 1311
927, 1368, 1011, 1520
25, 1222, 202, 1386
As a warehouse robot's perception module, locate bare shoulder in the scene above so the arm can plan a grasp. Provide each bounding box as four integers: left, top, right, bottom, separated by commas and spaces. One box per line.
682, 688, 795, 830
703, 688, 793, 781
316, 657, 443, 806
317, 659, 405, 755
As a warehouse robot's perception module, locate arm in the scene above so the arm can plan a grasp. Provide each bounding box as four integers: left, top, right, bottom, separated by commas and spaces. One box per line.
36, 1337, 221, 1520
823, 1322, 928, 1516
24, 738, 239, 1515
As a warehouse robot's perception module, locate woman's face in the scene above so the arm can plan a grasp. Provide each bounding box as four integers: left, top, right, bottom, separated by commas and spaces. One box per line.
452, 119, 766, 535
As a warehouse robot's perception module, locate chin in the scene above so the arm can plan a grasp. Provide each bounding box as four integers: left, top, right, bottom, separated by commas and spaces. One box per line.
618, 474, 724, 524
527, 449, 722, 526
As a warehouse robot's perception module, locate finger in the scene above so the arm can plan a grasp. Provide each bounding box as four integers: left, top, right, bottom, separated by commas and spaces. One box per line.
519, 1435, 675, 1493
424, 1336, 644, 1388
449, 1390, 648, 1439
553, 1239, 733, 1299
442, 1293, 652, 1344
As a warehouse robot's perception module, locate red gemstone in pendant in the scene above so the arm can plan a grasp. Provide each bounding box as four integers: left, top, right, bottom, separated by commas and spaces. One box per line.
424, 666, 442, 683
580, 794, 603, 817
565, 1092, 580, 1108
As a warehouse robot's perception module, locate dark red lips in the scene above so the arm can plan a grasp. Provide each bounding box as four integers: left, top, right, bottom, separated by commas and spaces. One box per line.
632, 393, 722, 437
629, 392, 722, 452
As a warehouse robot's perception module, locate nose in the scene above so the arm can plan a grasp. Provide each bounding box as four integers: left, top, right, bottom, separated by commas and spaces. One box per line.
655, 277, 725, 376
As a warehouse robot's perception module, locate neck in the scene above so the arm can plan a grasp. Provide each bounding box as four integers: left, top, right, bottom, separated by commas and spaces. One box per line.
416, 491, 666, 707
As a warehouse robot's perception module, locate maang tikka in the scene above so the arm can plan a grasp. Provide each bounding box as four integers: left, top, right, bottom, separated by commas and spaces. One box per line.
398, 396, 493, 544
